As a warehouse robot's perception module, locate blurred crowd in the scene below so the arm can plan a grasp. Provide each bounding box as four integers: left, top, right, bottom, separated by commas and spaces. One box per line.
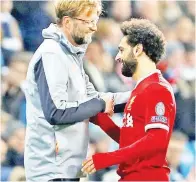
1, 1, 195, 181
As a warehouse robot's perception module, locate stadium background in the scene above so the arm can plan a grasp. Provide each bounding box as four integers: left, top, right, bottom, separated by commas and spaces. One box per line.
1, 0, 195, 181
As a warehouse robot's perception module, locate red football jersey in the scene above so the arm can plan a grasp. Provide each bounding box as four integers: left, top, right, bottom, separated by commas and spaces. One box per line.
117, 70, 176, 179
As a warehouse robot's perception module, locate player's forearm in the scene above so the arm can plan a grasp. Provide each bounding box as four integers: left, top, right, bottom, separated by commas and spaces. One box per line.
93, 129, 168, 170
90, 113, 120, 143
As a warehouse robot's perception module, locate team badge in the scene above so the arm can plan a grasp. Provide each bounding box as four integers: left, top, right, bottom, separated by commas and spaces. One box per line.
155, 102, 165, 116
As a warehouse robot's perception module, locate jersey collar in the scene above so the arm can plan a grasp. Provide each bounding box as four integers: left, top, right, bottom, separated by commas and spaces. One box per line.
134, 69, 161, 89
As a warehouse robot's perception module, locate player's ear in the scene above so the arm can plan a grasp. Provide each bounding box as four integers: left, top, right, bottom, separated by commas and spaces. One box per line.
133, 44, 143, 58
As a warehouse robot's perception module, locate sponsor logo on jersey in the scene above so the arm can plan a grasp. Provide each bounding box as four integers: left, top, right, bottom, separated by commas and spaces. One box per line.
151, 116, 167, 123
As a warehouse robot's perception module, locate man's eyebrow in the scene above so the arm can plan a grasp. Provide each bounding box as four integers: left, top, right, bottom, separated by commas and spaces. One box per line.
118, 46, 124, 50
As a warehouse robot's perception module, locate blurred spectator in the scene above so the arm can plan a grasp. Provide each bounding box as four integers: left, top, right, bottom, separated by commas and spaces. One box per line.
9, 166, 26, 181
88, 125, 112, 181
1, 138, 13, 181
108, 1, 132, 22
133, 1, 161, 24
11, 1, 53, 51
163, 41, 185, 86
1, 120, 25, 181
96, 18, 123, 57
181, 43, 196, 81
186, 166, 196, 182
42, 1, 56, 22
161, 1, 183, 25
175, 16, 195, 46
1, 51, 32, 124
1, 138, 8, 166
1, 166, 12, 182
161, 25, 177, 42
2, 121, 25, 167
0, 0, 23, 66
0, 28, 5, 66
1, 110, 12, 135
84, 40, 128, 92
167, 131, 188, 181
178, 1, 195, 23
179, 140, 195, 178
84, 40, 109, 92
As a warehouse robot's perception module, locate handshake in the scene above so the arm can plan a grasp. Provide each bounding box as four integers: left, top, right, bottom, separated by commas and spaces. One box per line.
100, 95, 114, 117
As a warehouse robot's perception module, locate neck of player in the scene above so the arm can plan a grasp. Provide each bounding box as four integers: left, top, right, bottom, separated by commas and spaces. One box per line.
133, 57, 157, 82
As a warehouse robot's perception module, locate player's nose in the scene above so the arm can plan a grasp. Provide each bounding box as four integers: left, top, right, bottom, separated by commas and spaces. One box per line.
115, 54, 121, 63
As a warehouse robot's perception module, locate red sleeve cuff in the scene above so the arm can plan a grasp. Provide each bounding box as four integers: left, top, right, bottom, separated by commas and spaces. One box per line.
92, 153, 113, 170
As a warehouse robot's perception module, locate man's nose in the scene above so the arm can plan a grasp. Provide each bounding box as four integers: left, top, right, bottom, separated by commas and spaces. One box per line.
90, 23, 97, 32
115, 53, 120, 62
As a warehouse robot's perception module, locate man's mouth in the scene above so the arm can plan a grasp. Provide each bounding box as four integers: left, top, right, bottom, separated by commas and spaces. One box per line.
117, 58, 123, 63
118, 58, 125, 67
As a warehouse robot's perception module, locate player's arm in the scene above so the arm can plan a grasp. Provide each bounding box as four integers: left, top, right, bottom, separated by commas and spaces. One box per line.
84, 74, 130, 113
90, 113, 120, 143
82, 85, 174, 171
34, 52, 106, 125
83, 128, 168, 171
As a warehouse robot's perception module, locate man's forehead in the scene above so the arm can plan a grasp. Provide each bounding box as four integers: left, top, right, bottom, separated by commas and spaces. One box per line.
79, 6, 99, 19
119, 36, 129, 48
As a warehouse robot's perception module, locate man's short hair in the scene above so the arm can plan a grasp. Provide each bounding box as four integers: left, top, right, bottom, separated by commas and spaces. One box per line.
55, 0, 102, 25
121, 18, 166, 64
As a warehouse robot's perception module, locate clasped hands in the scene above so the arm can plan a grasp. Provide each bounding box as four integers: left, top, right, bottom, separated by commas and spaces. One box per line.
101, 95, 114, 117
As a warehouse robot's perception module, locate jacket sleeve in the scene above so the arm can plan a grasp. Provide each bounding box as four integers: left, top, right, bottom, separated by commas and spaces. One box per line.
34, 52, 105, 125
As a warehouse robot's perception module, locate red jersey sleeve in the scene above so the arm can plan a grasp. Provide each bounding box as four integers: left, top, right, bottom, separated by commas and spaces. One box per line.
92, 129, 168, 171
90, 113, 120, 143
144, 84, 174, 132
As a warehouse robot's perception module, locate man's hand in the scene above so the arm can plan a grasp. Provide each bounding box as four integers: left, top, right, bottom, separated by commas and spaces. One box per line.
101, 95, 114, 116
81, 157, 96, 174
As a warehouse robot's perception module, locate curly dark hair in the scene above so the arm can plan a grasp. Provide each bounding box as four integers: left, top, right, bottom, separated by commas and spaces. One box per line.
121, 18, 166, 64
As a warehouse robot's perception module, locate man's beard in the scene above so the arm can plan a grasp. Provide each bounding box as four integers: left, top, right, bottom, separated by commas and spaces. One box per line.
121, 59, 138, 77
121, 49, 138, 77
72, 33, 92, 45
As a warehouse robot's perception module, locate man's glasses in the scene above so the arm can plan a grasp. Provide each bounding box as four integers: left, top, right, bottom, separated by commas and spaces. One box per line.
71, 17, 99, 26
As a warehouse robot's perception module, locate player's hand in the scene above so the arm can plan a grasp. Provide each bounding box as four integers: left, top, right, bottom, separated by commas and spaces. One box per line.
101, 95, 114, 116
81, 157, 96, 174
